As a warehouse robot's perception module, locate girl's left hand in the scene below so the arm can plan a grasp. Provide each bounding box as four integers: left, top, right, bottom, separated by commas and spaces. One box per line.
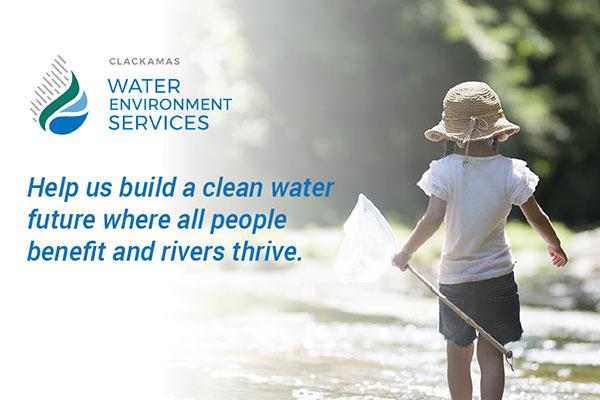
391, 250, 411, 271
548, 244, 568, 267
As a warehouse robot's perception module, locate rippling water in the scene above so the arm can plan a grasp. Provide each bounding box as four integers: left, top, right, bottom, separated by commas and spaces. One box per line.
165, 263, 600, 399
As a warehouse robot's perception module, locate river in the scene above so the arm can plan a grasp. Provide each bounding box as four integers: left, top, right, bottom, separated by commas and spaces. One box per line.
165, 262, 600, 399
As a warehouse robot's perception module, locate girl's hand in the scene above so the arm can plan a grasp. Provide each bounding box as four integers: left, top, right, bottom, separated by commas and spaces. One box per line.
548, 244, 568, 267
391, 250, 411, 271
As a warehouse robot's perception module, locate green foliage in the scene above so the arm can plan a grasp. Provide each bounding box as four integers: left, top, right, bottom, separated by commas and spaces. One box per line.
506, 220, 574, 251
228, 0, 600, 229
441, 0, 600, 228
230, 0, 483, 226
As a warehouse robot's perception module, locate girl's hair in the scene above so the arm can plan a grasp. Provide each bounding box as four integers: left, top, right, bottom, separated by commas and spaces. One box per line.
441, 135, 499, 157
442, 140, 456, 156
491, 135, 499, 152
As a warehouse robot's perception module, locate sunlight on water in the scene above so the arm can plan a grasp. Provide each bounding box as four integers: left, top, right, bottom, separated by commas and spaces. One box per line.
165, 264, 600, 399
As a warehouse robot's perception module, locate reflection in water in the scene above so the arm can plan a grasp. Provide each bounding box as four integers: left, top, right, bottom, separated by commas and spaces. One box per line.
166, 264, 600, 399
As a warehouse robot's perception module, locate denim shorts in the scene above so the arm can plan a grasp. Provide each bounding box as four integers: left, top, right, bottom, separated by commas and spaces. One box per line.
438, 271, 523, 347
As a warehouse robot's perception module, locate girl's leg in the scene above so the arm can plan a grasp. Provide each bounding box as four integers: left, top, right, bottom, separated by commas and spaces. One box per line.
476, 338, 504, 400
447, 341, 474, 400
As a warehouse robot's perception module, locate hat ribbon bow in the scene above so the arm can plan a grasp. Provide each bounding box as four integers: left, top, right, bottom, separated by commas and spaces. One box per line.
464, 115, 489, 141
460, 116, 490, 167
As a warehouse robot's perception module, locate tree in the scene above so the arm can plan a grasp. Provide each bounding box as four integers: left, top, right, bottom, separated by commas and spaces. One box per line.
441, 0, 600, 229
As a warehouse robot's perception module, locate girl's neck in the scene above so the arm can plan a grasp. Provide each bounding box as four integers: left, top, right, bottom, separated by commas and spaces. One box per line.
456, 140, 498, 157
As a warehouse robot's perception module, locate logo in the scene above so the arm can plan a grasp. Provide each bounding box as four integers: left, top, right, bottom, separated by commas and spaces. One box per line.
30, 55, 88, 135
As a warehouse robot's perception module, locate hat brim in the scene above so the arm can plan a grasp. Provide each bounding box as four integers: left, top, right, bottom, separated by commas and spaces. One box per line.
424, 116, 520, 143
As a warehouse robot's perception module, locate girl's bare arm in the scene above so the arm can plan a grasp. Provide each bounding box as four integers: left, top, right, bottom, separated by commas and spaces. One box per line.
519, 195, 568, 267
392, 195, 446, 270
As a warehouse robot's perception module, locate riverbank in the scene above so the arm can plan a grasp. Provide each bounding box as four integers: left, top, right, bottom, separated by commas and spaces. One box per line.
287, 222, 600, 313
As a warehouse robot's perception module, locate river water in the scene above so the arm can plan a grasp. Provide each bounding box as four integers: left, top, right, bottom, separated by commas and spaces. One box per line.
165, 263, 600, 399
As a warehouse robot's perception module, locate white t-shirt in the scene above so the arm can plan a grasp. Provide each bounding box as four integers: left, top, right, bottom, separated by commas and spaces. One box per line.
417, 153, 539, 284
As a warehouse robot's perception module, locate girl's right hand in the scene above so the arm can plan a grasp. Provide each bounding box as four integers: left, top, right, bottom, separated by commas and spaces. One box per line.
548, 244, 568, 267
391, 250, 411, 271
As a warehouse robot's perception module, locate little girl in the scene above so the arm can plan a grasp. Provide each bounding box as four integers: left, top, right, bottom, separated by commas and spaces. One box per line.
391, 82, 568, 400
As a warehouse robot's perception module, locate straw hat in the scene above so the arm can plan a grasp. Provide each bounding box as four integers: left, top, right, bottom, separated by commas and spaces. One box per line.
424, 81, 520, 149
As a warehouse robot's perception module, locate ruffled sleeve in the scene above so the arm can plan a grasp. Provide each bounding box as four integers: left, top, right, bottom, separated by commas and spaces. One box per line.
417, 159, 449, 201
509, 159, 540, 206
